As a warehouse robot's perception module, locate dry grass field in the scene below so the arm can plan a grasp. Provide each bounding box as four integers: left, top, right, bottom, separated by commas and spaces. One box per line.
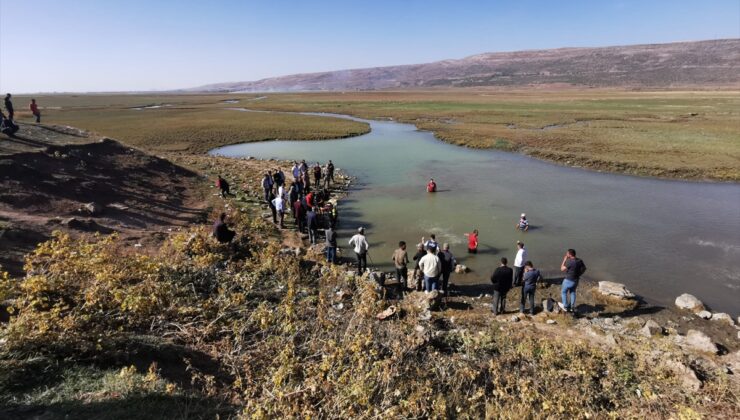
9, 89, 740, 180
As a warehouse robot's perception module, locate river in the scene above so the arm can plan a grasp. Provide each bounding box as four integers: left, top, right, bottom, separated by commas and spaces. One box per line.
211, 111, 740, 315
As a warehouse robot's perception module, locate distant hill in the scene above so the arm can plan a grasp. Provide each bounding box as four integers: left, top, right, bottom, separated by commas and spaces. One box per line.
192, 39, 740, 92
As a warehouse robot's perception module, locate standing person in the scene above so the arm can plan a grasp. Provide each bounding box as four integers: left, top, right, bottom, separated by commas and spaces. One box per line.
312, 162, 322, 190
422, 234, 439, 253
306, 206, 319, 244
261, 172, 273, 203
300, 159, 309, 178
327, 160, 335, 185
4, 94, 14, 121
438, 243, 457, 296
426, 178, 437, 193
560, 249, 587, 313
288, 183, 299, 218
328, 202, 338, 229
272, 194, 286, 228
274, 167, 285, 194
216, 175, 235, 198
490, 258, 513, 315
520, 261, 541, 315
29, 99, 41, 123
516, 213, 530, 232
292, 161, 301, 182
348, 227, 369, 275
464, 229, 479, 254
267, 192, 277, 224
325, 225, 338, 264
392, 241, 410, 290
411, 243, 426, 291
418, 245, 442, 292
212, 212, 236, 244
294, 198, 306, 233
513, 241, 528, 286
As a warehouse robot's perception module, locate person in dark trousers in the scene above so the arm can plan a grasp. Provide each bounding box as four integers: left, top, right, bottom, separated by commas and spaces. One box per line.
272, 194, 286, 228
4, 94, 14, 121
261, 172, 273, 203
411, 243, 426, 291
520, 261, 541, 315
212, 213, 236, 244
294, 198, 306, 233
560, 249, 586, 313
392, 241, 409, 290
490, 257, 513, 315
288, 183, 299, 218
326, 160, 335, 186
325, 226, 338, 264
438, 243, 457, 296
274, 167, 285, 191
513, 241, 527, 286
267, 192, 277, 224
217, 175, 235, 198
0, 111, 19, 136
328, 202, 338, 229
348, 227, 369, 275
30, 99, 41, 123
306, 206, 319, 244
312, 162, 322, 190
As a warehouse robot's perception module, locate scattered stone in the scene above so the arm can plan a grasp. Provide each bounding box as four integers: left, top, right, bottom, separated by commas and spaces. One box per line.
376, 305, 397, 320
662, 359, 702, 391
81, 202, 104, 216
63, 217, 114, 234
598, 281, 636, 299
625, 318, 646, 328
711, 312, 735, 326
605, 334, 618, 347
405, 291, 442, 312
510, 315, 520, 323
546, 319, 557, 325
724, 350, 740, 374
641, 319, 663, 337
697, 311, 712, 320
414, 325, 426, 334
454, 264, 468, 274
368, 271, 386, 286
542, 298, 561, 314
682, 329, 719, 354
675, 293, 705, 313
419, 310, 432, 321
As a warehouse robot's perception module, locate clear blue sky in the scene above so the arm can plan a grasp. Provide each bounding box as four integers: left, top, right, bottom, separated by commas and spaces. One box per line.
1, 0, 738, 92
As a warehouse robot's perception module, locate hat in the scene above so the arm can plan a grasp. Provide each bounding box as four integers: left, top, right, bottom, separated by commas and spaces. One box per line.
521, 213, 526, 218
358, 227, 364, 233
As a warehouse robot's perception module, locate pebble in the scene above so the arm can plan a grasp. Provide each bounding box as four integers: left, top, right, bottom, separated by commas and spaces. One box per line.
546, 319, 557, 325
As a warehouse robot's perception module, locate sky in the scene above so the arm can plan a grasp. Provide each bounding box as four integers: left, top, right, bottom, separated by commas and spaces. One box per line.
1, 0, 738, 93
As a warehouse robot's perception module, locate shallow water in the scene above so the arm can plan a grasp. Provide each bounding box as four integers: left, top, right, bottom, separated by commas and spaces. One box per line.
212, 113, 740, 314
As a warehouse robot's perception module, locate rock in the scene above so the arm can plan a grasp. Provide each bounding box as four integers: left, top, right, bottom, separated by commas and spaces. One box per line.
419, 310, 432, 321
405, 291, 442, 312
697, 311, 712, 320
63, 218, 114, 234
683, 329, 719, 354
546, 319, 557, 325
711, 312, 735, 326
605, 334, 618, 347
368, 271, 386, 287
454, 264, 468, 274
542, 298, 561, 314
663, 359, 702, 391
376, 305, 397, 320
724, 350, 740, 374
510, 315, 520, 323
414, 325, 426, 334
641, 319, 663, 337
81, 202, 104, 216
675, 293, 705, 313
598, 281, 636, 299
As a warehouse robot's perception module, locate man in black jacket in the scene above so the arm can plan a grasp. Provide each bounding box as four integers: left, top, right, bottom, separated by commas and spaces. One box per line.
490, 257, 513, 315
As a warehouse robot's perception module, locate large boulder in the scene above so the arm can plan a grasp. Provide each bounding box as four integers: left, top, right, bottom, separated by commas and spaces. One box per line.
81, 202, 104, 217
405, 290, 442, 312
711, 313, 735, 326
697, 311, 712, 320
681, 329, 719, 354
598, 281, 636, 299
662, 359, 702, 391
675, 293, 705, 313
454, 264, 468, 274
641, 319, 663, 337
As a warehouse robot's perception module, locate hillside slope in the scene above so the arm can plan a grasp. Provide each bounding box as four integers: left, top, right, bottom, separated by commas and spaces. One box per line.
193, 39, 740, 92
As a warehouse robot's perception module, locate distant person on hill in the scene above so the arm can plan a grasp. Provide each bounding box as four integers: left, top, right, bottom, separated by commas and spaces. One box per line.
516, 213, 529, 231
292, 161, 301, 182
326, 160, 335, 186
261, 172, 273, 203
559, 249, 587, 313
325, 225, 337, 264
294, 198, 306, 233
439, 243, 457, 296
465, 229, 479, 254
0, 111, 19, 136
30, 99, 41, 123
4, 94, 14, 121
490, 257, 513, 315
307, 206, 320, 244
267, 192, 277, 224
274, 167, 285, 194
272, 193, 286, 228
426, 178, 437, 193
288, 183, 299, 217
520, 261, 541, 315
212, 212, 236, 244
300, 159, 308, 175
313, 162, 322, 189
216, 175, 234, 198
348, 227, 369, 275
392, 241, 409, 290
411, 243, 426, 291
513, 241, 527, 286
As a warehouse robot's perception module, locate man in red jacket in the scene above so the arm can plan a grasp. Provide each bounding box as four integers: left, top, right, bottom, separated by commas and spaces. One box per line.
426, 178, 437, 193
29, 99, 41, 123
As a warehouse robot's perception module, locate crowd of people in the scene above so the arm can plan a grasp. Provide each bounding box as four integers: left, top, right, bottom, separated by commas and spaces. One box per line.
213, 156, 587, 316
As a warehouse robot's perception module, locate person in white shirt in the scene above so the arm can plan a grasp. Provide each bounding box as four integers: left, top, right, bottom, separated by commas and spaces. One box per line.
272, 195, 285, 228
513, 241, 528, 286
348, 227, 369, 275
418, 245, 442, 292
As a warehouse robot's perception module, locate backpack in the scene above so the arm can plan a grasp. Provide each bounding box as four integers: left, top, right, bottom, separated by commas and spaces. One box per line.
576, 259, 587, 277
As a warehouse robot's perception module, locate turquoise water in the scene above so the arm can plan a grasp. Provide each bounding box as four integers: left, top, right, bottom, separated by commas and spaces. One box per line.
212, 112, 740, 314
